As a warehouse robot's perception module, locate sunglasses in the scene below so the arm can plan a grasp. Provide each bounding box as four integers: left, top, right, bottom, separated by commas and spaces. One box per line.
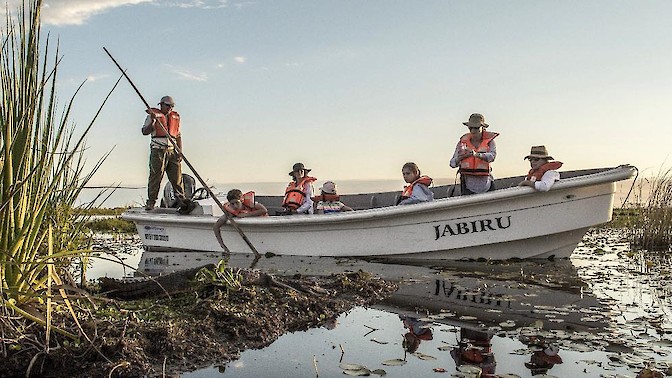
469, 126, 481, 130
529, 157, 543, 162
161, 103, 174, 107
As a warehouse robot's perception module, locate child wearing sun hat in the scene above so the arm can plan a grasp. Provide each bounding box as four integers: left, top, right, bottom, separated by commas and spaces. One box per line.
314, 181, 353, 214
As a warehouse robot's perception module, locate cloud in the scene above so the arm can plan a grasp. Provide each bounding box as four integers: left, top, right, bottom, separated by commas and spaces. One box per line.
86, 73, 110, 82
158, 0, 228, 9
2, 0, 239, 26
166, 65, 208, 82
234, 56, 246, 64
40, 0, 153, 26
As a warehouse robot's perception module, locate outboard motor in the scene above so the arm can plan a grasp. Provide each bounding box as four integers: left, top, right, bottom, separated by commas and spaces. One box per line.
160, 173, 196, 208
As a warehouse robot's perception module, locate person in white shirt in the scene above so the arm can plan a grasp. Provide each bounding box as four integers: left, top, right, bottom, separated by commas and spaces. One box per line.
518, 146, 563, 192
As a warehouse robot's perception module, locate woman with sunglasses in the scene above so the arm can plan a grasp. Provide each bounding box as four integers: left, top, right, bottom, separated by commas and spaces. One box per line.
449, 113, 499, 195
518, 146, 563, 192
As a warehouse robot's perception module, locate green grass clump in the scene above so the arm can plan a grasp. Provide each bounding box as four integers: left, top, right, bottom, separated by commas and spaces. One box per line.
84, 207, 129, 216
1, 0, 119, 347
85, 217, 136, 233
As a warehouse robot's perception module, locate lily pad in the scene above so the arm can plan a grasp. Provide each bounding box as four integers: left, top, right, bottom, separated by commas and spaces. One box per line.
343, 368, 372, 376
413, 352, 437, 360
339, 363, 368, 371
457, 365, 482, 374
381, 358, 406, 366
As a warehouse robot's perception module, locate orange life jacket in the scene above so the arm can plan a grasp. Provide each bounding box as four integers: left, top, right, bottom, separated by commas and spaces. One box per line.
526, 161, 563, 181
458, 131, 499, 176
223, 191, 258, 216
148, 108, 181, 138
282, 176, 317, 210
400, 175, 433, 200
310, 193, 340, 202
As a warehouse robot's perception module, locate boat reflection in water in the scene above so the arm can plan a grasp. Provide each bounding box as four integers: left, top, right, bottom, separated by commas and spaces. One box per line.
366, 258, 605, 377
135, 250, 229, 276
151, 249, 642, 377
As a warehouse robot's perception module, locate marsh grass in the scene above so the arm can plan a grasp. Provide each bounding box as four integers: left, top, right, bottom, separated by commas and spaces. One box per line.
628, 167, 672, 251
85, 217, 136, 233
1, 0, 119, 354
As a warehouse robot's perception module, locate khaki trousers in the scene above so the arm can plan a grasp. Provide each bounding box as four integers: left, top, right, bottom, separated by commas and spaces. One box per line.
147, 148, 185, 204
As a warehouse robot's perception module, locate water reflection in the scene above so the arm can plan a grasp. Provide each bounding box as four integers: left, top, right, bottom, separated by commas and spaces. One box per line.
400, 315, 433, 354
90, 229, 672, 377
451, 327, 496, 376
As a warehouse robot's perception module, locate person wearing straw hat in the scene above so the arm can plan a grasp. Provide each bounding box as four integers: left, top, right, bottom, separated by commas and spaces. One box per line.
449, 113, 499, 195
518, 145, 563, 192
142, 95, 193, 213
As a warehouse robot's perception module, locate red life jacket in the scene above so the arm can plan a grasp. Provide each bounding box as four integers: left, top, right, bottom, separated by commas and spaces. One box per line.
400, 175, 433, 200
223, 191, 268, 217
282, 176, 317, 210
310, 193, 340, 202
148, 108, 181, 138
458, 131, 499, 176
526, 161, 563, 181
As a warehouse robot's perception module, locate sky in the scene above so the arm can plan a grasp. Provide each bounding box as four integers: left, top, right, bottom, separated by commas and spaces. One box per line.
6, 0, 672, 189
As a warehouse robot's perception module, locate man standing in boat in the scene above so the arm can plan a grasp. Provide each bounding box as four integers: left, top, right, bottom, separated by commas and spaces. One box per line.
449, 113, 499, 195
142, 95, 194, 213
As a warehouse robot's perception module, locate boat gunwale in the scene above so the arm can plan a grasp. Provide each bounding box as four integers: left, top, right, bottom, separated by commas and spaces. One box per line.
122, 165, 635, 227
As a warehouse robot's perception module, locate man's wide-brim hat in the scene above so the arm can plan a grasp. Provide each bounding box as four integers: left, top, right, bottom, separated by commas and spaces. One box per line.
524, 145, 554, 160
462, 113, 489, 128
289, 162, 311, 176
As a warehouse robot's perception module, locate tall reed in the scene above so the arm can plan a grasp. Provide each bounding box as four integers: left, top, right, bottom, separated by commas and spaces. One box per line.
1, 0, 114, 344
630, 167, 672, 251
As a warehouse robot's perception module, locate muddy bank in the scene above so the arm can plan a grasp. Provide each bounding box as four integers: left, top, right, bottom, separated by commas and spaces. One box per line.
2, 269, 397, 377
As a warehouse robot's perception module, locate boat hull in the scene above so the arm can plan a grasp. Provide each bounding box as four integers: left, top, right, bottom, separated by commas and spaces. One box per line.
123, 165, 635, 260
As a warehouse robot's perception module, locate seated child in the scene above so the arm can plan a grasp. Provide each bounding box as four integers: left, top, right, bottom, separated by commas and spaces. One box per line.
314, 181, 353, 214
397, 162, 434, 205
221, 189, 268, 218
213, 189, 267, 251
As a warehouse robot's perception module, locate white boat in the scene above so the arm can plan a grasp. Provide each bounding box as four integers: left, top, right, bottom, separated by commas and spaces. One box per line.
122, 165, 636, 260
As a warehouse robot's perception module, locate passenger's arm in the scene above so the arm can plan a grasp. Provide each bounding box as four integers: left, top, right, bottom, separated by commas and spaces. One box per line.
238, 203, 268, 217
399, 185, 433, 205
295, 185, 313, 214
449, 142, 465, 168
477, 139, 496, 162
213, 215, 230, 251
534, 171, 560, 192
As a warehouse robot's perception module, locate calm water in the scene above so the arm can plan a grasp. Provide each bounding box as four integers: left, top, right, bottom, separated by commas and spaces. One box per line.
91, 228, 672, 377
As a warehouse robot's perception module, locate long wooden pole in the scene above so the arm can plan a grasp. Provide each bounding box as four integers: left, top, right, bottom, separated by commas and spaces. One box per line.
103, 47, 260, 258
